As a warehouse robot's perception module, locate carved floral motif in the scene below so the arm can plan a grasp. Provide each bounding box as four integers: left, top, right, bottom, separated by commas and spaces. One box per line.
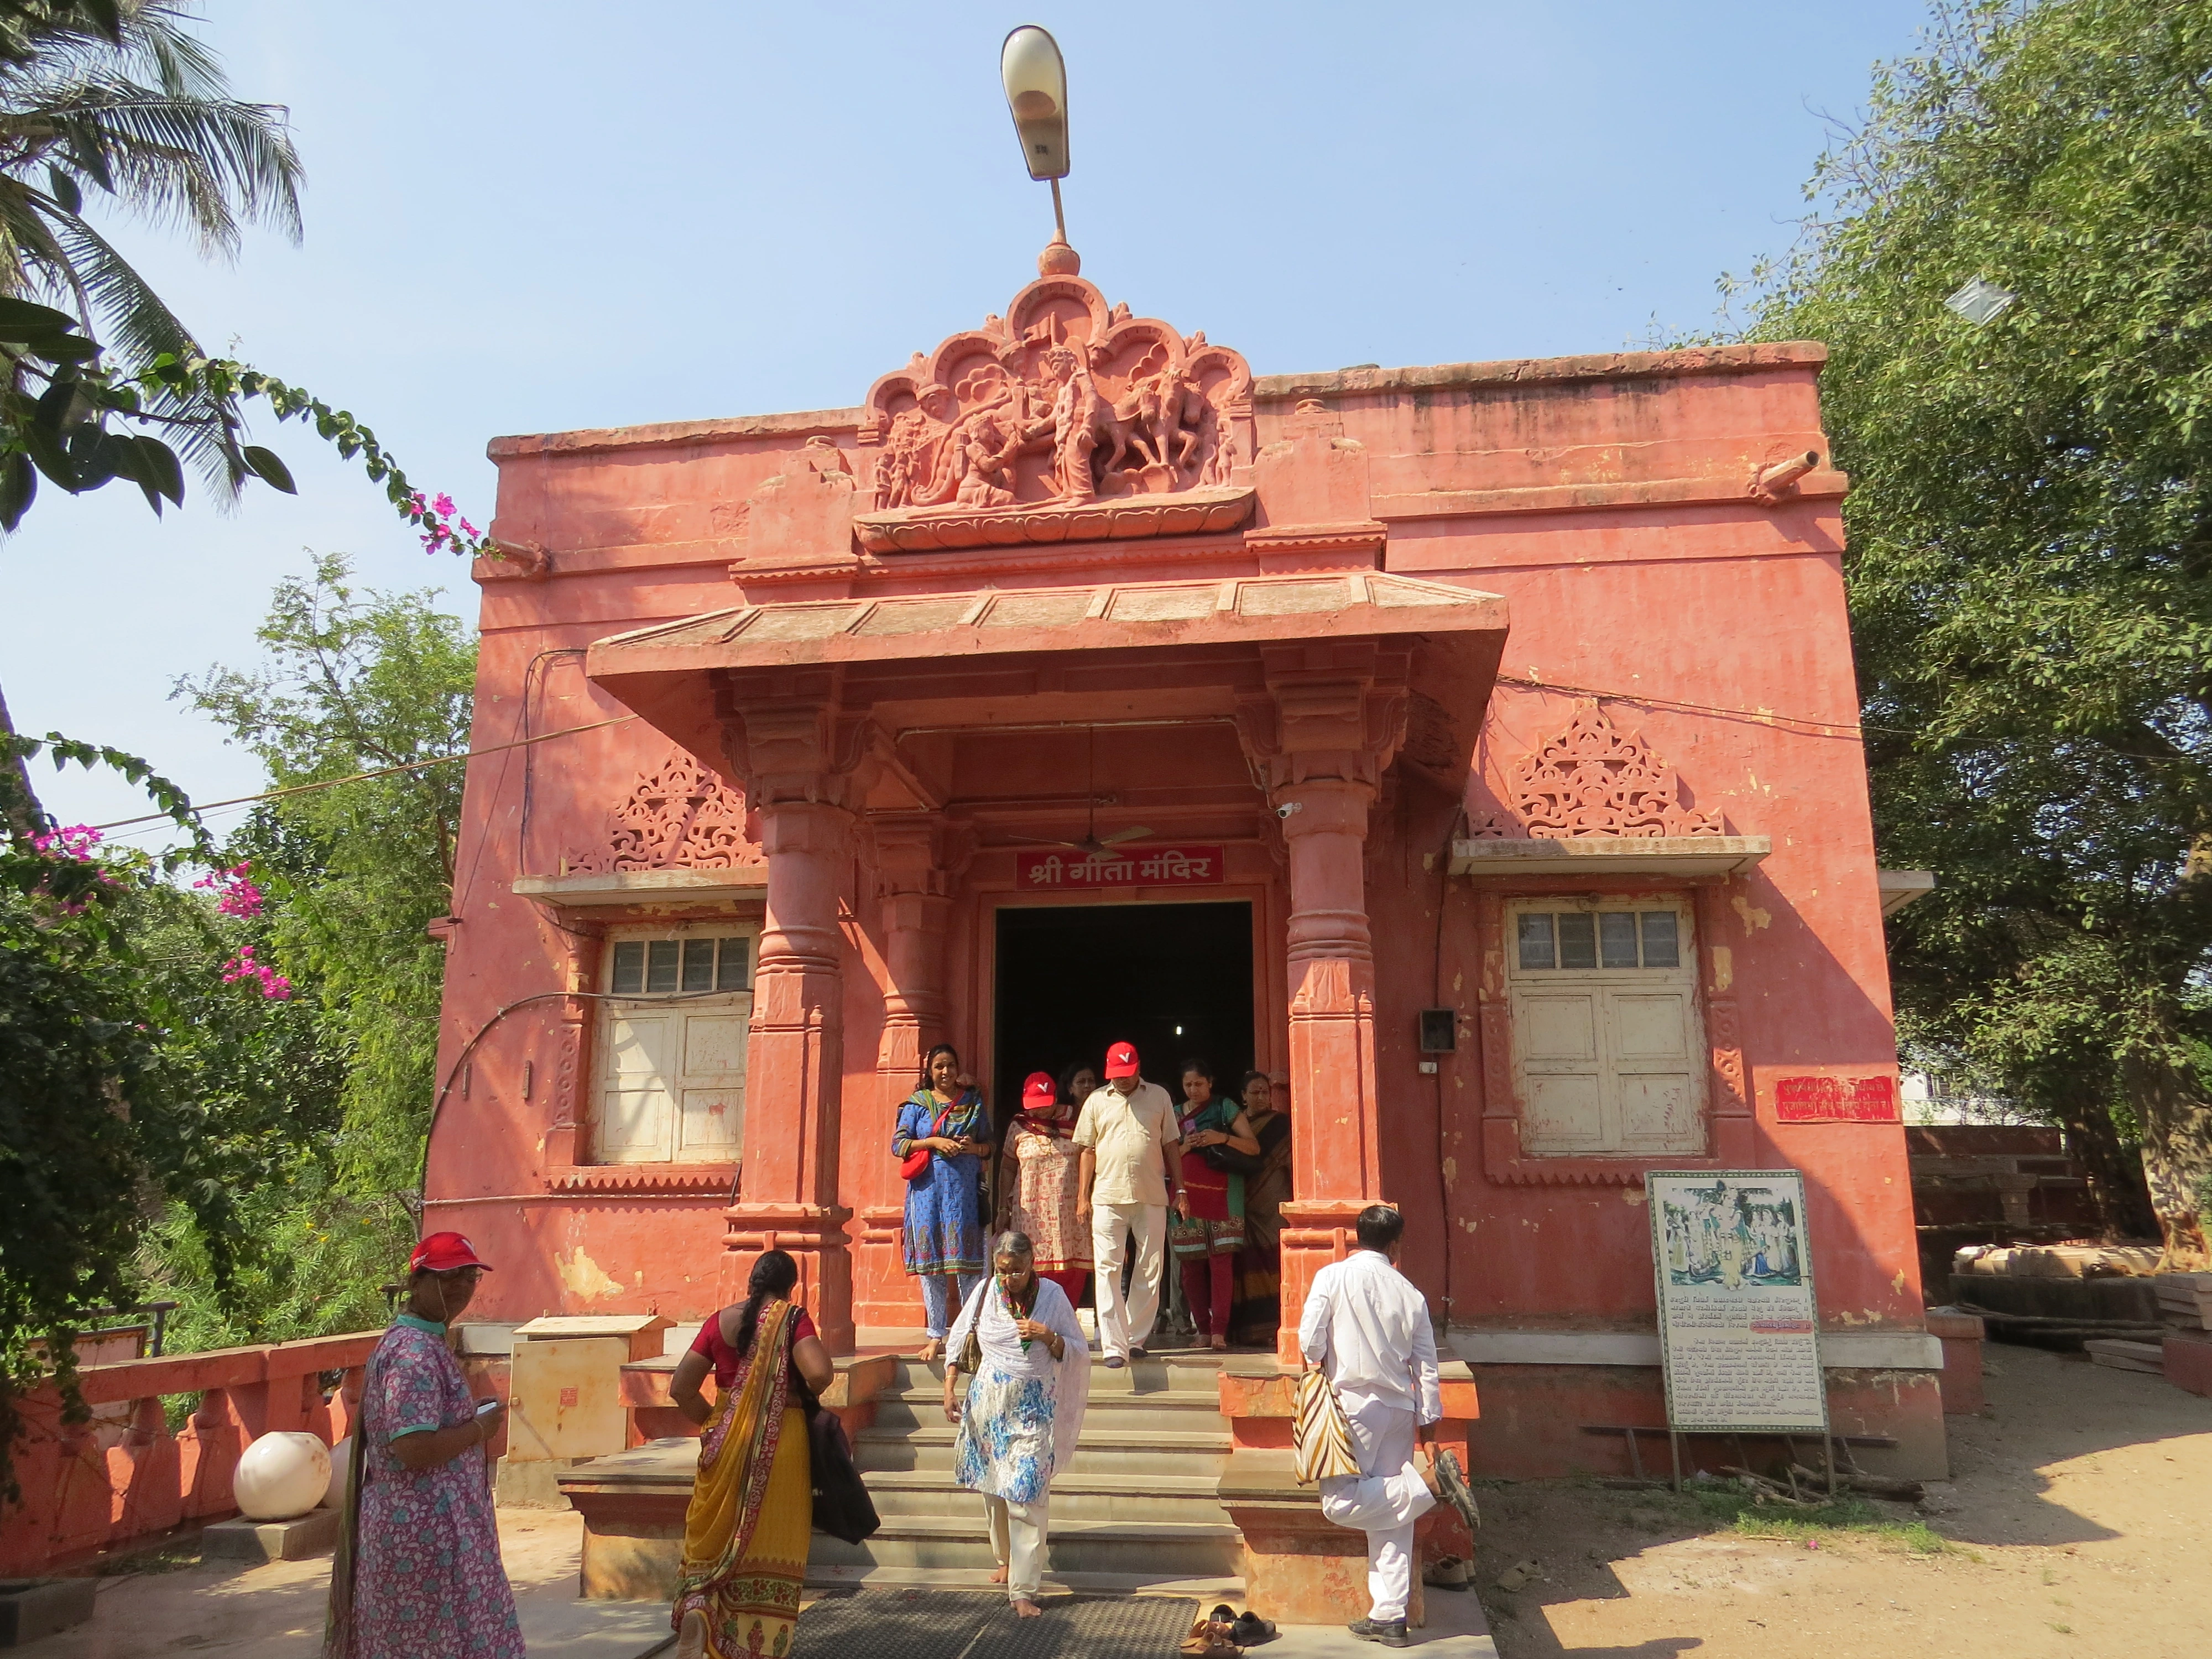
564, 748, 760, 872
1480, 702, 1720, 839
857, 270, 1254, 525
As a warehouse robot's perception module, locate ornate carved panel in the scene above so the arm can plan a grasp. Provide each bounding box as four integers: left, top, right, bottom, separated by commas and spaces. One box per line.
851, 267, 1254, 549
1481, 702, 1720, 839
564, 748, 760, 873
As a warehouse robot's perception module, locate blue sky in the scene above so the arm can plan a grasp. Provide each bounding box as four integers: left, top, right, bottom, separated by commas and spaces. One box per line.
3, 1, 1933, 844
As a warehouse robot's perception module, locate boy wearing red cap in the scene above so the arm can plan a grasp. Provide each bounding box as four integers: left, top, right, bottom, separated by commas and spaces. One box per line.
1072, 1042, 1183, 1367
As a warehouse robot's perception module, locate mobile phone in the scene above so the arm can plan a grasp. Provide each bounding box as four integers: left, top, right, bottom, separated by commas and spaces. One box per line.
474, 1397, 501, 1416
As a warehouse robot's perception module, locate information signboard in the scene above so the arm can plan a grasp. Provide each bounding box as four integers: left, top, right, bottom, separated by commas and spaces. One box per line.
1645, 1168, 1827, 1434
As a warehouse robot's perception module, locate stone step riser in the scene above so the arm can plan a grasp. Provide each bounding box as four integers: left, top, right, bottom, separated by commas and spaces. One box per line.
864, 1486, 1232, 1525
890, 1364, 1225, 1400
856, 1444, 1230, 1478
811, 1532, 1243, 1578
867, 1400, 1227, 1434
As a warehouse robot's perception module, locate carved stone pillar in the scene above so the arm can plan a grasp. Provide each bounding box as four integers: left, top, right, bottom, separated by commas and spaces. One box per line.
854, 815, 973, 1332
1237, 644, 1409, 1364
718, 699, 881, 1352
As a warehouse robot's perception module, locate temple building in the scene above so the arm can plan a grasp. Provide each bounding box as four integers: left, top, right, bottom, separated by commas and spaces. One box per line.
426, 237, 1950, 1511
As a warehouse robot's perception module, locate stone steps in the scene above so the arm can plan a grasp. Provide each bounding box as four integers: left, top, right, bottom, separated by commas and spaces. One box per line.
809, 1512, 1244, 1578
853, 1425, 1232, 1477
863, 1468, 1225, 1524
823, 1353, 1243, 1578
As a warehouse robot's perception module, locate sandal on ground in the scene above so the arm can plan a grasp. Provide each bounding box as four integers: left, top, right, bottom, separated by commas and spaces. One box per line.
1180, 1615, 1242, 1657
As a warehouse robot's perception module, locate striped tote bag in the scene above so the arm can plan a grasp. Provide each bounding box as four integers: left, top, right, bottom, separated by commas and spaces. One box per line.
1291, 1368, 1360, 1484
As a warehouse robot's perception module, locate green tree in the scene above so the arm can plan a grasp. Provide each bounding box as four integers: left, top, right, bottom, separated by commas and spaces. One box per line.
1751, 0, 2211, 1255
148, 554, 477, 1335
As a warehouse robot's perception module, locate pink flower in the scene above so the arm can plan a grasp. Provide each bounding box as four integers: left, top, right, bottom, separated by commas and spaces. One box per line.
432, 493, 456, 516
220, 945, 292, 999
32, 824, 102, 860
459, 518, 478, 538
194, 861, 265, 919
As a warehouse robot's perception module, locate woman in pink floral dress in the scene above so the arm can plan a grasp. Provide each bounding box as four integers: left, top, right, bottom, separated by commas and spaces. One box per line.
325, 1233, 523, 1659
996, 1066, 1094, 1307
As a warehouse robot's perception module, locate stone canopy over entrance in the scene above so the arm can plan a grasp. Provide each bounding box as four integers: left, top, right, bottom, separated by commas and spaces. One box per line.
586, 262, 1511, 1349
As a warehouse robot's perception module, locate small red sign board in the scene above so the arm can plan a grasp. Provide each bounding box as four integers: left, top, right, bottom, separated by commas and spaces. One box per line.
1015, 844, 1225, 889
1773, 1075, 1899, 1124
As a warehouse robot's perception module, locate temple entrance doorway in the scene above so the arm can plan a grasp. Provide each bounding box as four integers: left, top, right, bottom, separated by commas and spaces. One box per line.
992, 900, 1255, 1125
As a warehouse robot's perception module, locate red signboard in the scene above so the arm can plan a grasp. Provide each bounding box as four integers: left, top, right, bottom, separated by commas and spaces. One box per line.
1773, 1075, 1899, 1124
1015, 844, 1225, 889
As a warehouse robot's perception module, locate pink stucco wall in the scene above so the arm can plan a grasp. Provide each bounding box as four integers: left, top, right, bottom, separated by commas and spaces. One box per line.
424, 310, 1929, 1464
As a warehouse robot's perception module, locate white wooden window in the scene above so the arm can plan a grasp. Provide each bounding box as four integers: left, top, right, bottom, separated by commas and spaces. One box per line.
592, 928, 754, 1164
1506, 901, 1705, 1156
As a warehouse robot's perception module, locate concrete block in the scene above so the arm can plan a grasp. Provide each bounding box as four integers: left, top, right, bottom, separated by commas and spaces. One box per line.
495, 1456, 583, 1509
202, 1507, 340, 1563
0, 1578, 97, 1646
2163, 1332, 2212, 1398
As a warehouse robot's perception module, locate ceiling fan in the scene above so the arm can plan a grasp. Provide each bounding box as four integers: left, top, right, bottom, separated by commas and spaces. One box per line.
1005, 727, 1154, 854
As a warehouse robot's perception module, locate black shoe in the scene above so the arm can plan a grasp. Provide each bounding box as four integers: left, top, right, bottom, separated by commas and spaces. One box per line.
1232, 1611, 1279, 1645
1432, 1449, 1482, 1536
1349, 1617, 1410, 1647
1129, 1344, 1148, 1359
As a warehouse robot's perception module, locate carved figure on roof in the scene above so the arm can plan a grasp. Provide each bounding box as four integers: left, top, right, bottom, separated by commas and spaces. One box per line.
857, 259, 1255, 525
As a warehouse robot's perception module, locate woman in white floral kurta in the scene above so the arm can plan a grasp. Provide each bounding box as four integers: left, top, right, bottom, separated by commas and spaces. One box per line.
941, 1232, 1091, 1616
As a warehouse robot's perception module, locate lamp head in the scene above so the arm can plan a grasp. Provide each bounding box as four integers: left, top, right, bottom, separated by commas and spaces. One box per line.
1000, 25, 1069, 181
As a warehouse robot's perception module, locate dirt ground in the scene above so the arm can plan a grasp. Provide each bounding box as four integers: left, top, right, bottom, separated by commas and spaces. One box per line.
1466, 1342, 2210, 1659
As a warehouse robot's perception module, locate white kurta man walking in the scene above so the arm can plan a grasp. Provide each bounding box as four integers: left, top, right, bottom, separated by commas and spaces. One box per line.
1298, 1204, 1483, 1647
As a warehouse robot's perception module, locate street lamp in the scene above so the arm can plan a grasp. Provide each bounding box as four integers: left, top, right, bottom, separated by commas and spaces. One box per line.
1001, 25, 1070, 242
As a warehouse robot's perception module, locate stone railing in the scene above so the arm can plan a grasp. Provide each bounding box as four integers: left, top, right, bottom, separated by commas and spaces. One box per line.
0, 1331, 381, 1576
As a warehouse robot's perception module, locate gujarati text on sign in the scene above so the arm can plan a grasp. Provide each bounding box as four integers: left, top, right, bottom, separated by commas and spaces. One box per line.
1646, 1168, 1827, 1435
1015, 845, 1224, 889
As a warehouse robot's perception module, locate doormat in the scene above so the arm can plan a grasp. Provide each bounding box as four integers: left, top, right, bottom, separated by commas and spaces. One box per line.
791, 1588, 1199, 1659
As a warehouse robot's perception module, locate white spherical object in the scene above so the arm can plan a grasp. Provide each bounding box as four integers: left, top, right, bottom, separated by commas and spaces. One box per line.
233, 1431, 331, 1521
324, 1437, 354, 1510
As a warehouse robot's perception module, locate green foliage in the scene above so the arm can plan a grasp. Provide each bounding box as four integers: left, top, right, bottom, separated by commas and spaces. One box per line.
0, 766, 335, 1494
142, 554, 476, 1331
1749, 0, 2212, 1244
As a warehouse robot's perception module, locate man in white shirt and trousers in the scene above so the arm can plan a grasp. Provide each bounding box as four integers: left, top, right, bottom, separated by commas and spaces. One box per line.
1073, 1040, 1184, 1369
1299, 1203, 1483, 1647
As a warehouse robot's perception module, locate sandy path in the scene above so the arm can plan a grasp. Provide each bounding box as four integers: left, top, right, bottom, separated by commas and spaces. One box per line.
1469, 1343, 2210, 1659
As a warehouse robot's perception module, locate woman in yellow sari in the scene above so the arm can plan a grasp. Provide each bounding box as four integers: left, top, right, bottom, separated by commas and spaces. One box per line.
669, 1250, 836, 1659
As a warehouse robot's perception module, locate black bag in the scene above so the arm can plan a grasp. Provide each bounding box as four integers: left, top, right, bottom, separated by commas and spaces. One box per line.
1202, 1140, 1266, 1176
805, 1402, 880, 1545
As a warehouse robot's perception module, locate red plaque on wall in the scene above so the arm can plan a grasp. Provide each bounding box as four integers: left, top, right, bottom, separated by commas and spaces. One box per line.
1773, 1076, 1899, 1123
1015, 845, 1225, 889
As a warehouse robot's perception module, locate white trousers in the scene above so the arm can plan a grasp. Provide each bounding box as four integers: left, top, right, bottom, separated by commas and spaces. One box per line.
1317, 1397, 1436, 1624
984, 1493, 1050, 1599
1090, 1201, 1165, 1360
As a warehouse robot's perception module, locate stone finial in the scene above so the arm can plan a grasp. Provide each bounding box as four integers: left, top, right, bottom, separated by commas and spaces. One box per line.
1038, 232, 1081, 276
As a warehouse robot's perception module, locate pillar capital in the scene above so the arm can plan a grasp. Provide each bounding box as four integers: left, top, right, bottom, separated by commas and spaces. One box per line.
722, 700, 888, 811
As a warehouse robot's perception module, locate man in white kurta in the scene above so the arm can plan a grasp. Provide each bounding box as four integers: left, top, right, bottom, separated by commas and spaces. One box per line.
1298, 1204, 1479, 1646
944, 1234, 1091, 1612
1072, 1040, 1183, 1366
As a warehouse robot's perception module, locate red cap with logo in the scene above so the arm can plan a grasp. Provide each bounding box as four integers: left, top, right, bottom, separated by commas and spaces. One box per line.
1021, 1071, 1057, 1109
1104, 1041, 1140, 1080
410, 1232, 493, 1273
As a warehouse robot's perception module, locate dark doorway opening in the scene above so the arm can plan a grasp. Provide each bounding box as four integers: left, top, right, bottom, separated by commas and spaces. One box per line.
992, 901, 1255, 1125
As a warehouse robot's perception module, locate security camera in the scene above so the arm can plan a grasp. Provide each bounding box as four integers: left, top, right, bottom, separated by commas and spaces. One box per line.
1275, 801, 1302, 820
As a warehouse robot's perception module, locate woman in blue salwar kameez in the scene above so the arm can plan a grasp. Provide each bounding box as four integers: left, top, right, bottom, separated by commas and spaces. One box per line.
894, 1042, 992, 1359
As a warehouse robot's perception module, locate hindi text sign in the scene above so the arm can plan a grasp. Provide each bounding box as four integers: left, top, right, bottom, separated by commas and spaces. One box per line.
1015, 844, 1224, 889
1646, 1168, 1827, 1434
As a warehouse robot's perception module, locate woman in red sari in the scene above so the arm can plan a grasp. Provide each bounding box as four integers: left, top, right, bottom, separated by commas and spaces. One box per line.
667, 1250, 836, 1659
1170, 1058, 1261, 1351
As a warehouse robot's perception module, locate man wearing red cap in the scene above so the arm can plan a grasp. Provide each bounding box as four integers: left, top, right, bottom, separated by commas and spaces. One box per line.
1072, 1041, 1183, 1368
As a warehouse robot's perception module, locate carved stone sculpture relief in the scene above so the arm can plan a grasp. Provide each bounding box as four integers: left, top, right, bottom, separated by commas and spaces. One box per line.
564, 747, 761, 872
1474, 702, 1720, 838
852, 267, 1254, 551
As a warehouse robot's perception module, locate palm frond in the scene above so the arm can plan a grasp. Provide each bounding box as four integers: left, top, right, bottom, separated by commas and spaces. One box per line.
7, 77, 300, 253
40, 201, 246, 495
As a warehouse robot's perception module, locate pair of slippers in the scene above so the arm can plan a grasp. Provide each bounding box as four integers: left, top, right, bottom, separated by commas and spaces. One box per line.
1180, 1604, 1279, 1653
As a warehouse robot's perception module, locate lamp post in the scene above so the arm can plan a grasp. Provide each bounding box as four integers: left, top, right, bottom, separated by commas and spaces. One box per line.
1000, 25, 1070, 245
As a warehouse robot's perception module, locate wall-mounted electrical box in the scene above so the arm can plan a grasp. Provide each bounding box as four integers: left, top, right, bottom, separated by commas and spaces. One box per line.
1418, 1009, 1456, 1053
